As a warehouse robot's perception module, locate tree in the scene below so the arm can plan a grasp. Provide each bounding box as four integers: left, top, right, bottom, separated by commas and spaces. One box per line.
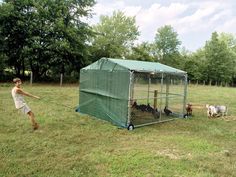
204, 32, 234, 85
218, 32, 236, 49
183, 49, 207, 83
0, 0, 32, 76
0, 0, 95, 80
90, 11, 139, 61
218, 33, 236, 85
127, 42, 155, 61
154, 25, 181, 67
29, 0, 95, 80
0, 54, 7, 79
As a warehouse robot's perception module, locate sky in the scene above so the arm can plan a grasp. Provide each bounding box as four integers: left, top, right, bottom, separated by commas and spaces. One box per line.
87, 0, 236, 51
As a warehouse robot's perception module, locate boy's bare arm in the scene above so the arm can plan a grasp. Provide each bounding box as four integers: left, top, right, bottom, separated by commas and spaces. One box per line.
16, 88, 40, 99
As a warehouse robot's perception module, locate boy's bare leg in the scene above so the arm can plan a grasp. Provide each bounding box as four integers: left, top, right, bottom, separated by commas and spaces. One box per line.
27, 111, 39, 130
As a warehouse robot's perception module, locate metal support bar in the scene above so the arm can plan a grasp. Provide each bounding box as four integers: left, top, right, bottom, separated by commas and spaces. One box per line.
147, 76, 151, 104
127, 71, 134, 126
153, 90, 158, 109
160, 73, 164, 120
134, 118, 176, 128
166, 76, 170, 108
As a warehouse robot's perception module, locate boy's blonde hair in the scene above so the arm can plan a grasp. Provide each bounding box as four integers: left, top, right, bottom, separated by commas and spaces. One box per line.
13, 78, 21, 83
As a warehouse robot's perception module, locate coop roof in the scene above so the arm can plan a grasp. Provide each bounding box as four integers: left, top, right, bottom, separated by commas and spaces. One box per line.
82, 58, 186, 74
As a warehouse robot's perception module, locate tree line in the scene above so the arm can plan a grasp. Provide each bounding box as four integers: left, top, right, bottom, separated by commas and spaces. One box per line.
1, 0, 236, 85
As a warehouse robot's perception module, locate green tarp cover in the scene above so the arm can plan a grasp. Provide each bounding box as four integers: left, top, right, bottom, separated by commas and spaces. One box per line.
79, 59, 130, 127
82, 58, 186, 74
107, 58, 186, 74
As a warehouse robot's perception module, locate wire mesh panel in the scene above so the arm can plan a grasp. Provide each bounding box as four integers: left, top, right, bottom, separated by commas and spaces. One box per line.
129, 72, 187, 127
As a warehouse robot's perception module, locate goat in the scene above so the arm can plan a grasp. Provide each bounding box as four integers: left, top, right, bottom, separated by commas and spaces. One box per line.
206, 104, 228, 118
186, 103, 193, 116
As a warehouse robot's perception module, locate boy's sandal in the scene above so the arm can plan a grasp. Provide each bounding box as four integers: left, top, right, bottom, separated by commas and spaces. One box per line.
33, 123, 39, 130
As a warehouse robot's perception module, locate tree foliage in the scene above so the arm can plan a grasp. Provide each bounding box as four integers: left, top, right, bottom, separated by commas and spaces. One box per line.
154, 25, 181, 67
182, 49, 207, 82
90, 11, 139, 61
204, 32, 234, 85
127, 42, 155, 62
0, 0, 95, 80
218, 32, 236, 84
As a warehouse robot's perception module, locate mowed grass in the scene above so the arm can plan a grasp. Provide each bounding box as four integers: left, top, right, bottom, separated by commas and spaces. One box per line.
0, 83, 236, 177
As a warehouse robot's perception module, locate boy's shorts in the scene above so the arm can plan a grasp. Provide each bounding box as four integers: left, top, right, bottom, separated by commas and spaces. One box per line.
19, 104, 31, 114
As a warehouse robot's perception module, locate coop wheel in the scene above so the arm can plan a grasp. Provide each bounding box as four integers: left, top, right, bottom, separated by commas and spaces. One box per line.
127, 124, 134, 131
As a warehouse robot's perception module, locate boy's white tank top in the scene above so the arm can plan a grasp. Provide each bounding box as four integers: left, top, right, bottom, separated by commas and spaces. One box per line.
11, 87, 26, 109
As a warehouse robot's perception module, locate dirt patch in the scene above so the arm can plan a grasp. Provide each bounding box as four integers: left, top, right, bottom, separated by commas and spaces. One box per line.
219, 116, 236, 121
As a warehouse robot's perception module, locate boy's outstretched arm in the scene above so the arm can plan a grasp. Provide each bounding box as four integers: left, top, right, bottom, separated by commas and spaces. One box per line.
16, 88, 40, 99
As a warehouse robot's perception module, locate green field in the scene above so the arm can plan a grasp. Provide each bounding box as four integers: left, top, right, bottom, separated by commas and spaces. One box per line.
0, 84, 236, 177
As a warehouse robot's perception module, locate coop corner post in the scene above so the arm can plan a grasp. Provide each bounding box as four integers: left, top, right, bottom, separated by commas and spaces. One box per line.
127, 70, 134, 127
147, 74, 151, 104
183, 73, 188, 117
165, 75, 170, 108
160, 72, 164, 120
154, 90, 158, 110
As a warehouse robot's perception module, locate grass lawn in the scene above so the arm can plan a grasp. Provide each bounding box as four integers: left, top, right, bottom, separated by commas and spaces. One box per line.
0, 83, 236, 177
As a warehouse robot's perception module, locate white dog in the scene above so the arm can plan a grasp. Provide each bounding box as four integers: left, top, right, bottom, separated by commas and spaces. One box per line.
206, 104, 228, 118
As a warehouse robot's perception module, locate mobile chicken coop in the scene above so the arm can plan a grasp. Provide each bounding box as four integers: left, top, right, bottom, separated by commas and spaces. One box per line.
77, 58, 188, 130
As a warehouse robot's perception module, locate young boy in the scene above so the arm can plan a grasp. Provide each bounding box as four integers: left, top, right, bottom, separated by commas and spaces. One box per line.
11, 78, 40, 130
